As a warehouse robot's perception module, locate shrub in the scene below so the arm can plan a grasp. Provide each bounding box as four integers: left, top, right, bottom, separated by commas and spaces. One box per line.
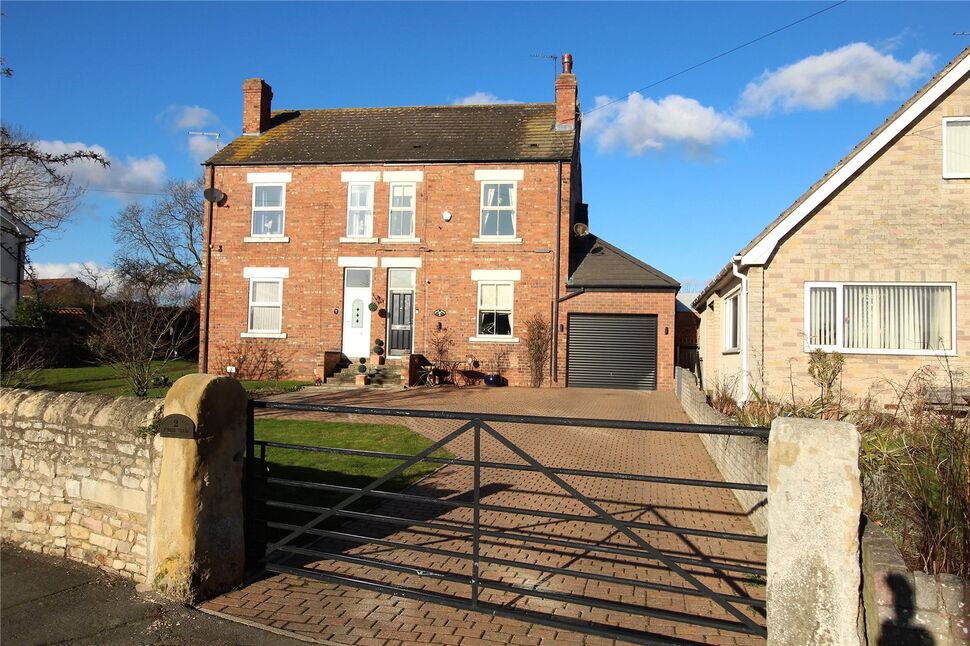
215, 339, 292, 381
859, 366, 969, 578
522, 314, 551, 387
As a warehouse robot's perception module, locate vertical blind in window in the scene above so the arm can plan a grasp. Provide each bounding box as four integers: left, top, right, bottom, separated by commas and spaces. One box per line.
944, 120, 970, 176
844, 285, 952, 351
809, 287, 838, 346
724, 294, 740, 350
249, 280, 282, 332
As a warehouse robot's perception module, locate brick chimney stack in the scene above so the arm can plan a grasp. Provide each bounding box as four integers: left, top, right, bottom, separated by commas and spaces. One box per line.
555, 53, 577, 131
242, 78, 273, 135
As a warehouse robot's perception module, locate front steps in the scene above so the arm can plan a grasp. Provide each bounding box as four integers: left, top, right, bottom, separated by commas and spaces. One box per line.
324, 360, 402, 389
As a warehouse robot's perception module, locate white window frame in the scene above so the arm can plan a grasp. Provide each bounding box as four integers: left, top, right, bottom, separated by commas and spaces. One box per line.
250, 183, 286, 237
478, 181, 517, 239
723, 290, 740, 353
387, 182, 416, 239
245, 277, 284, 336
942, 117, 970, 179
473, 281, 515, 341
803, 281, 957, 356
345, 181, 374, 238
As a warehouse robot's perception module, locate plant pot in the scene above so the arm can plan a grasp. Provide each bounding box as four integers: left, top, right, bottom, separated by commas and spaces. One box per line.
483, 374, 503, 387
370, 354, 385, 365
355, 374, 369, 386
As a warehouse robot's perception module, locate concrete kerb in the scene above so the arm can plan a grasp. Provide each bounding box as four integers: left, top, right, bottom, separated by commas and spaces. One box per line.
146, 374, 248, 603
766, 416, 863, 646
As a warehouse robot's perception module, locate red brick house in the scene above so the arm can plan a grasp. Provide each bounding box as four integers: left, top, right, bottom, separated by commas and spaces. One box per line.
200, 55, 679, 389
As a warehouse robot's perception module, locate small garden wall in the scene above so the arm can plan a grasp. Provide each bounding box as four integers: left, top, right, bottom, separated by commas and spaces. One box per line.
861, 517, 968, 645
0, 389, 163, 582
674, 367, 768, 534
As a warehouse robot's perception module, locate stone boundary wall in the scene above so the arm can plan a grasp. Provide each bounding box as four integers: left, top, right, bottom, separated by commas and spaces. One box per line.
674, 367, 768, 534
861, 518, 968, 645
0, 389, 163, 582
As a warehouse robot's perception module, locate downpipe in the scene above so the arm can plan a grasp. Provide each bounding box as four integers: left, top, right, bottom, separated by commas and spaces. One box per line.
731, 256, 748, 404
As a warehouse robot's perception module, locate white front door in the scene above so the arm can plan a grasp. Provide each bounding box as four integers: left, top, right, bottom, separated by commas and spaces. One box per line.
342, 268, 372, 360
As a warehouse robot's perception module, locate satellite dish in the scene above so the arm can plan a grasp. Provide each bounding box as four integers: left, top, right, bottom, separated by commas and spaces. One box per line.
203, 187, 226, 204
573, 222, 589, 237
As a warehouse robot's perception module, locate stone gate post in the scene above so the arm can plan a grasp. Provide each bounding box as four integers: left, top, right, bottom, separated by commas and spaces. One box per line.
146, 374, 248, 602
767, 417, 863, 646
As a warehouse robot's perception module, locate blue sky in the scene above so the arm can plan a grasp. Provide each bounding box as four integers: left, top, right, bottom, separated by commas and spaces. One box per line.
2, 1, 967, 289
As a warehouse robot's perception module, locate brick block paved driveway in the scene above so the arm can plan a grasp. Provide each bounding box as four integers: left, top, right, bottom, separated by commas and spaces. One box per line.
202, 386, 766, 645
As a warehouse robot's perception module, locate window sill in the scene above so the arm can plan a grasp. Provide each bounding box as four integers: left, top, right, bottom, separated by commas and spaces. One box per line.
722, 349, 740, 355
804, 346, 957, 357
339, 236, 378, 244
240, 332, 287, 339
472, 237, 522, 245
468, 336, 519, 344
942, 173, 970, 180
379, 237, 421, 244
243, 236, 289, 243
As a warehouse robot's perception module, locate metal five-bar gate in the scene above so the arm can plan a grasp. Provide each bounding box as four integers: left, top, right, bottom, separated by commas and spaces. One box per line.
245, 400, 769, 645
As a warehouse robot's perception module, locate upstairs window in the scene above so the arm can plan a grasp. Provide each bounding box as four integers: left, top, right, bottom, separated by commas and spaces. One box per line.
388, 183, 415, 238
943, 117, 970, 178
806, 283, 954, 354
248, 279, 283, 333
346, 182, 374, 237
251, 184, 285, 236
477, 282, 513, 337
480, 182, 516, 237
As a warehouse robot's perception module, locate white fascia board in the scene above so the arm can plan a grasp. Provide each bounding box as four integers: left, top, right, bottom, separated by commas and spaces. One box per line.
741, 53, 970, 267
471, 269, 521, 281
243, 267, 289, 278
381, 257, 422, 268
341, 171, 381, 182
383, 171, 424, 182
474, 169, 524, 181
247, 172, 292, 184
337, 256, 379, 268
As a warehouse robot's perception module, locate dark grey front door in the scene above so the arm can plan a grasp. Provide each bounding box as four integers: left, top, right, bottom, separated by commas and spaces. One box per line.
388, 291, 413, 356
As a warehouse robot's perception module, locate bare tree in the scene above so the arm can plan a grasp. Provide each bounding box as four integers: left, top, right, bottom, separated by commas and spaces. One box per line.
77, 263, 114, 310
113, 177, 204, 287
87, 276, 196, 396
0, 124, 107, 235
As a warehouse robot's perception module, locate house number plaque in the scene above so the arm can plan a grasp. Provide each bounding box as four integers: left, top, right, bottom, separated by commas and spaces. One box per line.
158, 414, 196, 439
433, 309, 447, 317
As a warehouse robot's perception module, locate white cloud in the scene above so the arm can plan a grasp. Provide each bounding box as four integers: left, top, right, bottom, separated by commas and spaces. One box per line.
584, 93, 750, 155
34, 139, 167, 196
452, 92, 522, 106
32, 260, 111, 280
157, 105, 220, 131
738, 43, 935, 116
188, 134, 220, 163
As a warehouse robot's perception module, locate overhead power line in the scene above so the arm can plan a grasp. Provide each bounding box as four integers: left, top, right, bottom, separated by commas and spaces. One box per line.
583, 0, 848, 116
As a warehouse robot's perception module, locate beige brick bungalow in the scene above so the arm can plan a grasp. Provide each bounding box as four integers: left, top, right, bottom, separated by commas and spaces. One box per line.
694, 47, 970, 404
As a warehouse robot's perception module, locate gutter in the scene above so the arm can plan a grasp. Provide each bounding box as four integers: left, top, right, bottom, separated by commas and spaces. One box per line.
731, 256, 749, 403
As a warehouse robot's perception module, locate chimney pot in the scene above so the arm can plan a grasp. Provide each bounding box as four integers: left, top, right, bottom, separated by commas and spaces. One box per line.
562, 53, 573, 74
242, 78, 274, 135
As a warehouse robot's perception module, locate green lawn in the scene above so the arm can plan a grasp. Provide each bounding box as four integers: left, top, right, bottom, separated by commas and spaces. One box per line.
26, 360, 312, 398
253, 418, 451, 537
